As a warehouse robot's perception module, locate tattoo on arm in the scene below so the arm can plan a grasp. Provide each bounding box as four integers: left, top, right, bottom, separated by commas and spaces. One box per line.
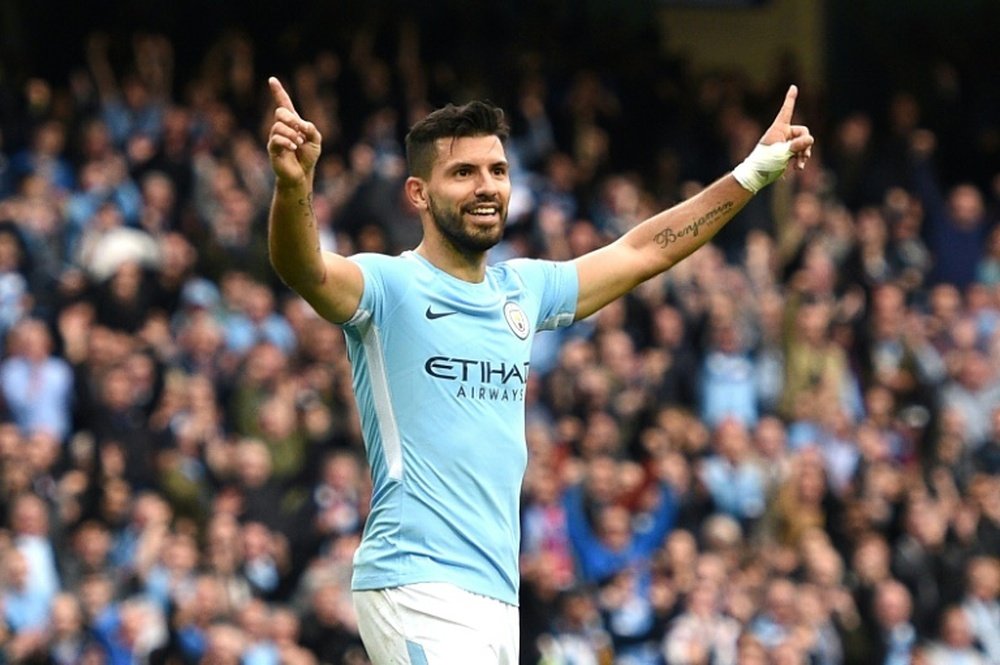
297, 193, 314, 217
653, 200, 735, 248
297, 194, 320, 252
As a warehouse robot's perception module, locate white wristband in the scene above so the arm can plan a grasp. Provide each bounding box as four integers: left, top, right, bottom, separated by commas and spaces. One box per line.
731, 141, 794, 194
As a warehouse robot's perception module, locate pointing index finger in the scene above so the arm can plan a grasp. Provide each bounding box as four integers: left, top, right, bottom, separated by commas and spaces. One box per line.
773, 84, 798, 126
268, 76, 298, 115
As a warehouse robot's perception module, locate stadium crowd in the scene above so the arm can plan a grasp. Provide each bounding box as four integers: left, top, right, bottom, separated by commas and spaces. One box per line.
0, 15, 999, 665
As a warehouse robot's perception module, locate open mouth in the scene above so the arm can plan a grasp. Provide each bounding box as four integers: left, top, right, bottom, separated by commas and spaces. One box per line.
463, 203, 502, 225
465, 203, 500, 218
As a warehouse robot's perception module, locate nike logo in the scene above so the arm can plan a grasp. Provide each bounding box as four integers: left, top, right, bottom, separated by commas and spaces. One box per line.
425, 306, 457, 320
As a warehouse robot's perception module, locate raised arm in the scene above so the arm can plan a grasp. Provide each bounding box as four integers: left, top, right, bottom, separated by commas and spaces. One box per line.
572, 85, 814, 320
267, 77, 363, 324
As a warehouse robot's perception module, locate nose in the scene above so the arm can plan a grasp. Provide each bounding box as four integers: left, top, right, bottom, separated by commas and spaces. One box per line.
474, 168, 499, 197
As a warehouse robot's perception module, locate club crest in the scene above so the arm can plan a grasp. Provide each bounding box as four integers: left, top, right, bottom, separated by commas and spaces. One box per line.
503, 301, 530, 340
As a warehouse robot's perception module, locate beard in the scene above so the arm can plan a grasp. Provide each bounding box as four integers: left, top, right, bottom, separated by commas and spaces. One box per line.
427, 194, 506, 254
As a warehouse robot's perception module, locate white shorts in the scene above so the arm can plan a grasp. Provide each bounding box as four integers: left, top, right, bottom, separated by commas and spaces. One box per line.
353, 582, 519, 665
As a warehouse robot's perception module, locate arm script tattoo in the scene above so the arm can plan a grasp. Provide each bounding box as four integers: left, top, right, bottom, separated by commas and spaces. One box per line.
653, 200, 735, 248
297, 193, 314, 217
297, 193, 320, 252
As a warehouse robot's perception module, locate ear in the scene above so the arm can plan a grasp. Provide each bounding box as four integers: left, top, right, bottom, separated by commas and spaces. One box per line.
404, 176, 428, 211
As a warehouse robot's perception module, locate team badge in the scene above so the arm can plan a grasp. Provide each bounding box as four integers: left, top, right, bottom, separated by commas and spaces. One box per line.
503, 301, 530, 340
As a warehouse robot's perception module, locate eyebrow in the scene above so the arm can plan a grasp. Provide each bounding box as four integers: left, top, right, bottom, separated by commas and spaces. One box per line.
444, 159, 509, 173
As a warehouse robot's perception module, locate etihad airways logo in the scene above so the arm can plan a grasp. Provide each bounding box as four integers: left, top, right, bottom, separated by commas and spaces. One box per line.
424, 356, 529, 402
424, 357, 529, 383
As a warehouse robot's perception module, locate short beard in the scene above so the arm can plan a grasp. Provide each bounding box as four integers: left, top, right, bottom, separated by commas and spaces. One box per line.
427, 195, 505, 254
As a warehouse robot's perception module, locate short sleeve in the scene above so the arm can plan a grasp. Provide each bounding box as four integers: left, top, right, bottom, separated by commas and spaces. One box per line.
341, 253, 398, 332
504, 258, 578, 330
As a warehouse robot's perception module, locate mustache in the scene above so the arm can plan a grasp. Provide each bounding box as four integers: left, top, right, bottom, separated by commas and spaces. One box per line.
464, 195, 503, 208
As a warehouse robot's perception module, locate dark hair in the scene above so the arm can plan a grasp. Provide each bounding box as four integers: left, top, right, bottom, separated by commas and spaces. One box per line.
405, 101, 510, 179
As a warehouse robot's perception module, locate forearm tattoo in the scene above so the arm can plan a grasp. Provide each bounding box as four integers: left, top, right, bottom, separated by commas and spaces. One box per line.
654, 200, 735, 248
297, 193, 314, 218
297, 193, 320, 252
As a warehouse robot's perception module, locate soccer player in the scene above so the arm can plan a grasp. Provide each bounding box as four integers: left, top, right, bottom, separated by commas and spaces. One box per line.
266, 76, 813, 664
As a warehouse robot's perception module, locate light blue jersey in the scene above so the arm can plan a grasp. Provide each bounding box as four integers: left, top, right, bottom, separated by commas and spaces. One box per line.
342, 251, 578, 605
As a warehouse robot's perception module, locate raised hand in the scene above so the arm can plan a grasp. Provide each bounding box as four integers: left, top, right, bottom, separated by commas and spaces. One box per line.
760, 84, 814, 170
732, 85, 815, 193
267, 76, 323, 186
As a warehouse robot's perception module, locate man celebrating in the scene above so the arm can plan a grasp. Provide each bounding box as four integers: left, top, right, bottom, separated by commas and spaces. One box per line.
266, 75, 812, 664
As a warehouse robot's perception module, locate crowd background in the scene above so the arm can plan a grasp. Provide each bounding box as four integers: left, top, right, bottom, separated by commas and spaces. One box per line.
1, 1, 1000, 664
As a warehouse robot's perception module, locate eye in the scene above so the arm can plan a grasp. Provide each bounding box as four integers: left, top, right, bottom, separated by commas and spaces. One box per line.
493, 165, 509, 177
455, 167, 472, 177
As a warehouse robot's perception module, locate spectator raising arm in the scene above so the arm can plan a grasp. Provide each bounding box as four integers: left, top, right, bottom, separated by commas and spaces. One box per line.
563, 480, 678, 583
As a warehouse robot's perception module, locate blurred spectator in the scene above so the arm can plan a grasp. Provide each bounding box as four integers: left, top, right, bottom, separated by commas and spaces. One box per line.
222, 275, 297, 355
4, 119, 75, 196
910, 130, 993, 290
227, 437, 287, 530
174, 308, 228, 381
240, 521, 292, 600
45, 592, 104, 664
307, 448, 366, 548
8, 491, 61, 605
1, 546, 51, 635
698, 418, 767, 526
86, 32, 169, 144
959, 556, 1000, 663
923, 605, 989, 664
298, 580, 366, 665
153, 371, 224, 525
858, 282, 932, 406
203, 511, 253, 613
90, 260, 159, 334
171, 574, 229, 662
105, 489, 171, 589
662, 580, 740, 664
197, 622, 246, 665
0, 317, 74, 441
795, 582, 845, 665
196, 185, 272, 285
521, 550, 577, 665
891, 493, 968, 633
977, 225, 1000, 285
939, 348, 1000, 448
797, 403, 862, 497
966, 475, 1000, 560
0, 222, 33, 339
236, 598, 282, 665
871, 579, 920, 665
90, 595, 168, 665
228, 343, 311, 482
65, 155, 142, 249
764, 448, 839, 549
699, 317, 759, 428
883, 190, 933, 292
564, 456, 677, 584
60, 519, 115, 592
748, 577, 800, 651
780, 272, 854, 424
83, 360, 163, 490
537, 586, 613, 665
272, 604, 321, 664
596, 567, 664, 665
521, 461, 575, 591
140, 529, 200, 613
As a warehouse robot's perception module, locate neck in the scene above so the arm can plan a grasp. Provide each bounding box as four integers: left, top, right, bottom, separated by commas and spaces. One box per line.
414, 239, 488, 283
